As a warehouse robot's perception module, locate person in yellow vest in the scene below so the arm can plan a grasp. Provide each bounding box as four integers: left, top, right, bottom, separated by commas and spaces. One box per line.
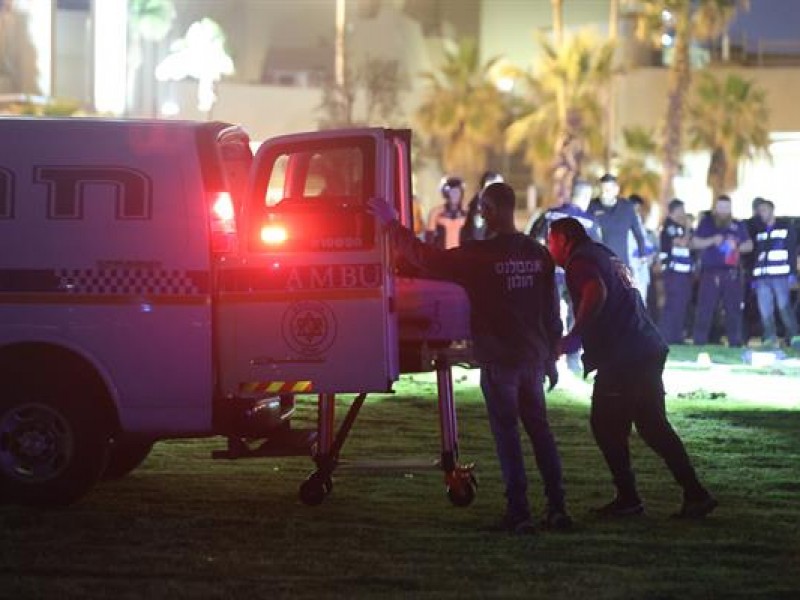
425, 176, 467, 249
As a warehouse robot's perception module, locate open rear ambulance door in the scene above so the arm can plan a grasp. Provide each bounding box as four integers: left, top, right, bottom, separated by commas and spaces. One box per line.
216, 128, 406, 396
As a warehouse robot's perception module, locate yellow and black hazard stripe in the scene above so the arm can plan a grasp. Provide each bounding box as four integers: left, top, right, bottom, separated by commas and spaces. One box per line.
239, 381, 313, 394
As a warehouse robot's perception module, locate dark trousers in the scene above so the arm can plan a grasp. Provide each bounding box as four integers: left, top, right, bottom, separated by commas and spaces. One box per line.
692, 269, 744, 346
658, 271, 692, 344
591, 355, 704, 501
480, 363, 565, 519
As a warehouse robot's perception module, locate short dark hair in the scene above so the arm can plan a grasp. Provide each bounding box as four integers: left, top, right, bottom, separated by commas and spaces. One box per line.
481, 182, 516, 211
752, 196, 766, 210
628, 193, 644, 206
667, 198, 685, 213
599, 173, 617, 183
760, 199, 775, 210
550, 217, 590, 242
716, 194, 732, 204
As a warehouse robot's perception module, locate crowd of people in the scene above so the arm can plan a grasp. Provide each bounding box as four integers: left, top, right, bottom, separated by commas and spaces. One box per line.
416, 172, 800, 351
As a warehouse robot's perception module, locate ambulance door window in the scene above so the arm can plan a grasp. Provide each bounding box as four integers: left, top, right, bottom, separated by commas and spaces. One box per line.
251, 138, 375, 252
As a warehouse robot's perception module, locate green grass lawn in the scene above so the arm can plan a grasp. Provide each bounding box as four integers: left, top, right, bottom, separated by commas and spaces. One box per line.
1, 364, 799, 599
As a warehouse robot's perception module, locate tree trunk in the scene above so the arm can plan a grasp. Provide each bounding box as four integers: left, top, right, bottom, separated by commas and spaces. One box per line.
552, 111, 583, 206
707, 147, 727, 201
605, 0, 620, 170
660, 2, 692, 214
551, 0, 564, 47
335, 0, 346, 87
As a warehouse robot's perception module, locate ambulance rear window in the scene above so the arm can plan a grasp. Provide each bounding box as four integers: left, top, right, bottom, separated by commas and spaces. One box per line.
251, 137, 375, 252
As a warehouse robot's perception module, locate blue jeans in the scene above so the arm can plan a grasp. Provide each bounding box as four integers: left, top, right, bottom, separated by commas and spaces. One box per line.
755, 277, 798, 343
480, 363, 565, 520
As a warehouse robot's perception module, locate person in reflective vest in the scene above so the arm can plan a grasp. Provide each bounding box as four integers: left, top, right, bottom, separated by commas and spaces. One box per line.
527, 181, 601, 374
425, 176, 467, 249
690, 195, 753, 347
752, 199, 799, 348
658, 199, 694, 344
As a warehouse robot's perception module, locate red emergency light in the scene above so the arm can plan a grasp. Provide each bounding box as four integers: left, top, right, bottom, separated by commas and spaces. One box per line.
209, 191, 238, 253
260, 224, 288, 245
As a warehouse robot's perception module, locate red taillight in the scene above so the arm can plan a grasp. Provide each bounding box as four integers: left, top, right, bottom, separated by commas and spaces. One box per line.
260, 224, 288, 246
209, 191, 237, 253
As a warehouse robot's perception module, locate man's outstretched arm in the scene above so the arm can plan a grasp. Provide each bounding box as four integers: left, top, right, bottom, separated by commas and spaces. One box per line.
367, 198, 467, 282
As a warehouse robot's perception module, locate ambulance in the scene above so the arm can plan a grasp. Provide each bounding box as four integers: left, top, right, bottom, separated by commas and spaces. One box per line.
0, 117, 473, 507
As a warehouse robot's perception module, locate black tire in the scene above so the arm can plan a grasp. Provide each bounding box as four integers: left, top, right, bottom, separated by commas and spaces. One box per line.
298, 473, 332, 506
0, 373, 112, 507
101, 436, 154, 481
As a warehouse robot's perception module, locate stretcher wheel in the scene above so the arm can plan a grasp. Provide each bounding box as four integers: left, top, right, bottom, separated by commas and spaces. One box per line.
446, 477, 476, 507
298, 473, 333, 506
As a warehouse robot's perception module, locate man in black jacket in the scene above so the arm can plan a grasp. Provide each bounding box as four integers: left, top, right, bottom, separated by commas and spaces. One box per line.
587, 173, 646, 269
369, 183, 570, 534
461, 170, 504, 243
548, 217, 717, 519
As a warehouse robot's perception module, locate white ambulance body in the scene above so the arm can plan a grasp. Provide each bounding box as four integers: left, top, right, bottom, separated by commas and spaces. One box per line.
0, 117, 470, 506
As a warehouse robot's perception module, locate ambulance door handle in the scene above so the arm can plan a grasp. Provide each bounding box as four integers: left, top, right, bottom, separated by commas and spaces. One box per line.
250, 357, 324, 366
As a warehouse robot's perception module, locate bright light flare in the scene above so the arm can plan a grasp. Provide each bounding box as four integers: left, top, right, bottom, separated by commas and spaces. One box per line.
210, 192, 237, 253
212, 192, 235, 224
495, 77, 515, 93
93, 0, 128, 114
260, 225, 288, 245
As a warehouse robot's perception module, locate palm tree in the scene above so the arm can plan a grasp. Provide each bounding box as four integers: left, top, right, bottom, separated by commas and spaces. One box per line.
415, 38, 506, 186
551, 0, 564, 47
686, 71, 770, 200
635, 0, 748, 212
318, 57, 407, 129
616, 126, 661, 202
128, 0, 176, 115
155, 18, 235, 117
506, 32, 616, 206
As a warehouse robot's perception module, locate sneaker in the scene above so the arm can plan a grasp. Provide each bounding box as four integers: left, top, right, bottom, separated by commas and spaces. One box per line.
591, 496, 645, 518
541, 507, 573, 531
672, 493, 718, 519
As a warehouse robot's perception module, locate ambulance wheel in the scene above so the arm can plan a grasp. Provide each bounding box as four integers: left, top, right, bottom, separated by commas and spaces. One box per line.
298, 473, 333, 506
446, 478, 476, 507
0, 369, 112, 507
101, 436, 154, 481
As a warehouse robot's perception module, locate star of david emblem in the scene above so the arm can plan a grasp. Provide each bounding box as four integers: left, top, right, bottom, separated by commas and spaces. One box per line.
282, 301, 338, 356
293, 311, 326, 344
